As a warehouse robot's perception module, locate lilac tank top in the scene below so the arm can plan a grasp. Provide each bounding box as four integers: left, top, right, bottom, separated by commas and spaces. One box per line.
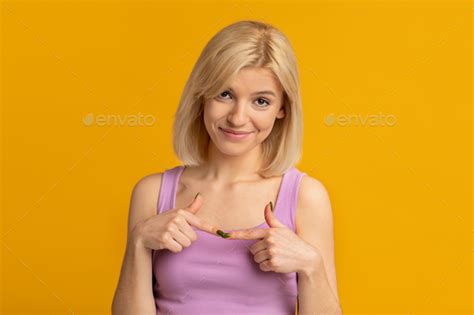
152, 165, 307, 315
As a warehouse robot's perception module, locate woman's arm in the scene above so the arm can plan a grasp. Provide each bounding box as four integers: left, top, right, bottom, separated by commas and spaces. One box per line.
296, 176, 342, 314
112, 174, 162, 315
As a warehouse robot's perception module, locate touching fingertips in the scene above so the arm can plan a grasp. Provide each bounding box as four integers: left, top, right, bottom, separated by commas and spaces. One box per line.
216, 229, 230, 238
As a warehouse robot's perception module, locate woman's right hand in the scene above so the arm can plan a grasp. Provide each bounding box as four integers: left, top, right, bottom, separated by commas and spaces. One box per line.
131, 193, 222, 253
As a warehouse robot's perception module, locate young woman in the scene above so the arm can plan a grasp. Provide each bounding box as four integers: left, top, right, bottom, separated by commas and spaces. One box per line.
112, 20, 341, 315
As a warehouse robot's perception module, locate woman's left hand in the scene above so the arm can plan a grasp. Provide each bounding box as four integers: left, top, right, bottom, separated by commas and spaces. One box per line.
226, 202, 320, 274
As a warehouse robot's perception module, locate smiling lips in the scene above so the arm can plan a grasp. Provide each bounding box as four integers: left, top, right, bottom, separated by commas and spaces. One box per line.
219, 127, 253, 135
219, 127, 254, 140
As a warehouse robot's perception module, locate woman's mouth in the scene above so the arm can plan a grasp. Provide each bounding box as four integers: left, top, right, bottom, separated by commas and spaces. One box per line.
219, 127, 253, 141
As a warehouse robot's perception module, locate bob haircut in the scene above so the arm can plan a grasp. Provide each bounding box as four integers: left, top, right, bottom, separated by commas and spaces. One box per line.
172, 20, 303, 178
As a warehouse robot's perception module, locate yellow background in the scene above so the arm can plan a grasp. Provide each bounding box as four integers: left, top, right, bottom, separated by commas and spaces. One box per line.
1, 0, 471, 314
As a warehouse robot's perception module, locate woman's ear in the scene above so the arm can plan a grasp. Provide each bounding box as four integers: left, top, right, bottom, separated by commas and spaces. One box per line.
276, 105, 285, 119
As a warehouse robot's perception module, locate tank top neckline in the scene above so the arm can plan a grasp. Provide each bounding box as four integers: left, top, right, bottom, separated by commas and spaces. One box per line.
171, 165, 295, 232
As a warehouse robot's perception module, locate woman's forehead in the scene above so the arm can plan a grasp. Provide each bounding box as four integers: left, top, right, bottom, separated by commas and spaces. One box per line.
224, 67, 283, 95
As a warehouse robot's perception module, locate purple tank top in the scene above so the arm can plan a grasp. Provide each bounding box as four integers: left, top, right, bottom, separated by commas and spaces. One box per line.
152, 165, 307, 315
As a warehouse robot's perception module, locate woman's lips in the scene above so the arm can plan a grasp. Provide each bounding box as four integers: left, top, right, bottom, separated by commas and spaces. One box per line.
219, 127, 253, 140
219, 127, 252, 135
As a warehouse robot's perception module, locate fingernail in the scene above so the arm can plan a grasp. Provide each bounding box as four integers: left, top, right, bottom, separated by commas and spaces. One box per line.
269, 201, 274, 212
216, 229, 230, 238
194, 192, 201, 200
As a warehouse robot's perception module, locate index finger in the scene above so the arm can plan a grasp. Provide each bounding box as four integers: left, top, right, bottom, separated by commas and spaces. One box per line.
227, 228, 268, 240
180, 211, 221, 235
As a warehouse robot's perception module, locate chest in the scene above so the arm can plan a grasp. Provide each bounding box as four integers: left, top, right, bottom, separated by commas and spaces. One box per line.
175, 178, 284, 231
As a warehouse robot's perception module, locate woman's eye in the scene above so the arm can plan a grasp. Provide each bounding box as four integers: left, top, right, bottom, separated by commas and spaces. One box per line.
256, 98, 270, 107
218, 91, 232, 99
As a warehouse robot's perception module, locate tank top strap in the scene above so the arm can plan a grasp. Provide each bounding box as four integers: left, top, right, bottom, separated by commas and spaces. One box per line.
157, 165, 185, 215
275, 166, 307, 232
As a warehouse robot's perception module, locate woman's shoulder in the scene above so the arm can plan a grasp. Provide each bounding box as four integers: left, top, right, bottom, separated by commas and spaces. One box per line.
133, 172, 163, 196
296, 172, 333, 231
130, 165, 184, 212
297, 172, 330, 207
126, 171, 164, 234
132, 164, 184, 191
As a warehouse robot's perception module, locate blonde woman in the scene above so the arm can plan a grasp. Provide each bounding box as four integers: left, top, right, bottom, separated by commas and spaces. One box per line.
112, 20, 341, 315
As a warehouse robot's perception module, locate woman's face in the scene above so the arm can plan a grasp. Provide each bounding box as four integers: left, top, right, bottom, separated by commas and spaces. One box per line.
203, 67, 286, 157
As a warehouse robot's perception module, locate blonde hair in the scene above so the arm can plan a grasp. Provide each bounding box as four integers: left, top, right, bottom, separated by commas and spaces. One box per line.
172, 20, 303, 177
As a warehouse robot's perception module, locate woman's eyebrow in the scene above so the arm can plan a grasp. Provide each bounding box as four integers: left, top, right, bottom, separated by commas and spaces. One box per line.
228, 87, 276, 97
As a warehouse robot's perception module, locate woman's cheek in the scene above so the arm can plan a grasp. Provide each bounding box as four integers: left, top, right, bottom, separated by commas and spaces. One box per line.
256, 117, 277, 136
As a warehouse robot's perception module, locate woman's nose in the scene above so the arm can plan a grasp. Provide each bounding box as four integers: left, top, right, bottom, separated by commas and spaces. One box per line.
227, 101, 249, 125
